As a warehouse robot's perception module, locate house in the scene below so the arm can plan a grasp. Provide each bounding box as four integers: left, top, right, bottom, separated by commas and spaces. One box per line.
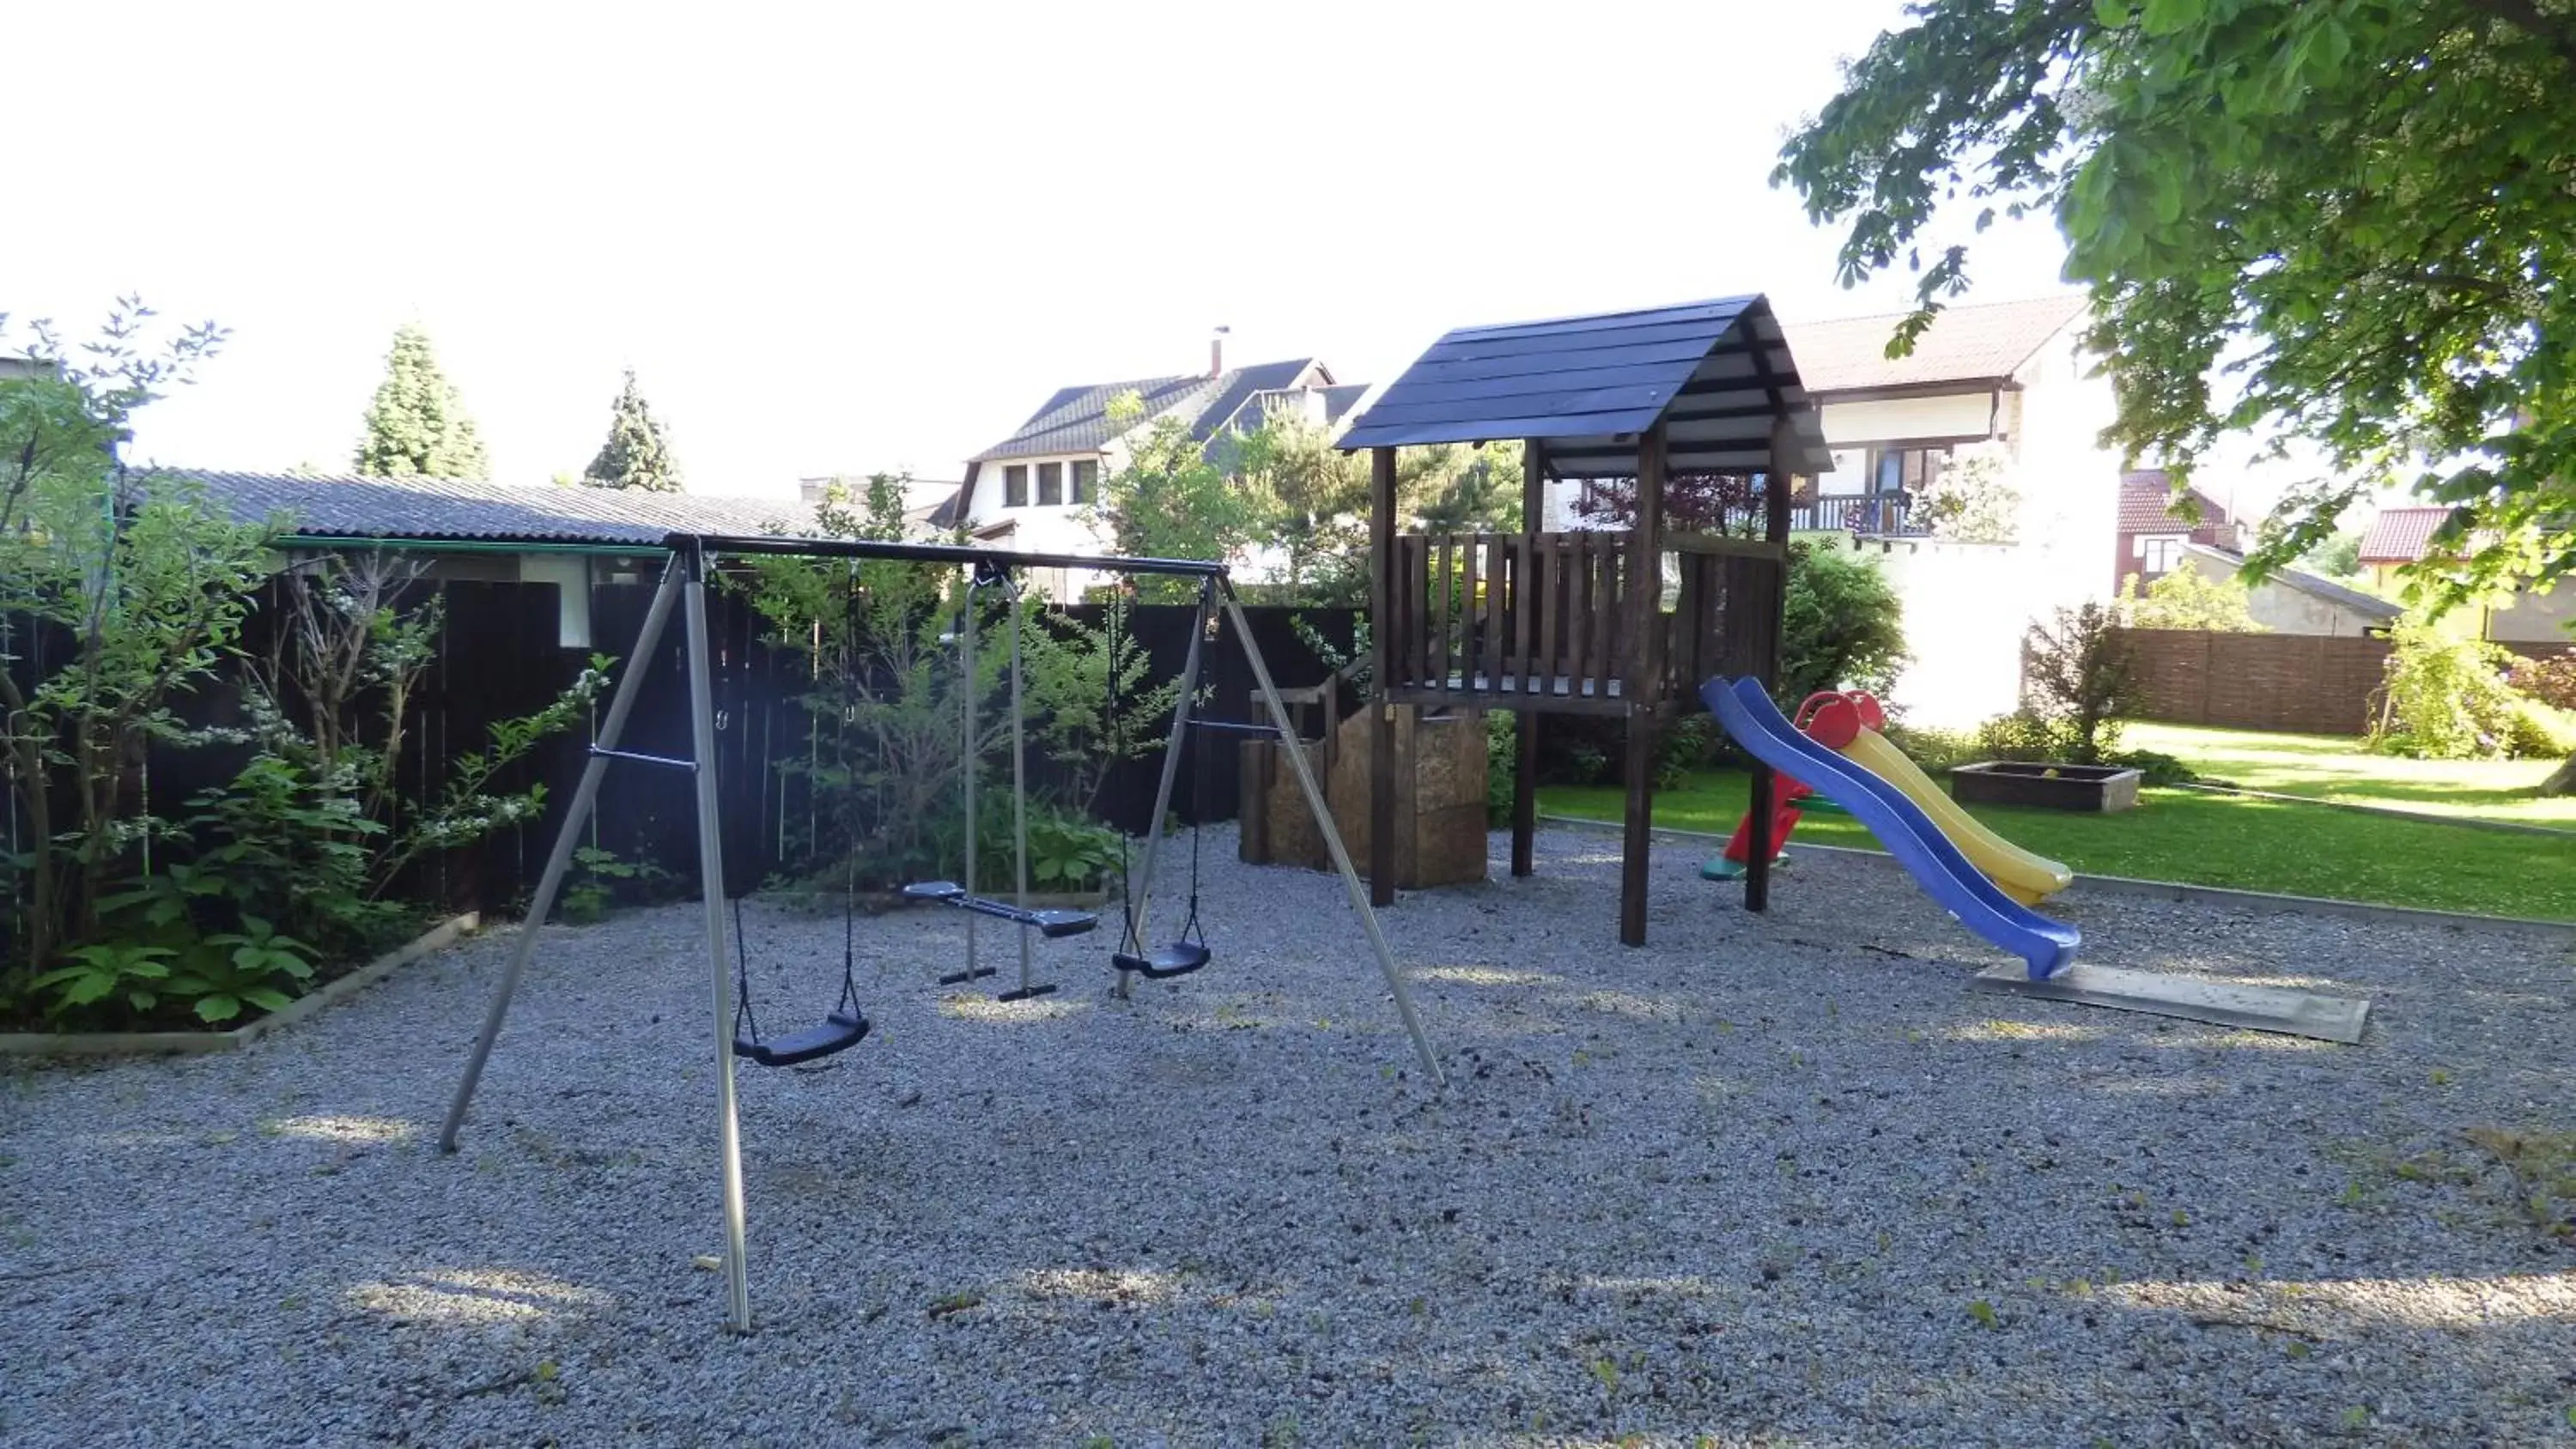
945, 341, 1366, 597
173, 469, 817, 650
2168, 542, 2398, 637
2117, 470, 2247, 595
2360, 503, 2576, 644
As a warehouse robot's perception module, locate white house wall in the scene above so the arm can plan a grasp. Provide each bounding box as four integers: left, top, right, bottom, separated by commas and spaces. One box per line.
2486, 584, 2576, 644
1809, 537, 2027, 727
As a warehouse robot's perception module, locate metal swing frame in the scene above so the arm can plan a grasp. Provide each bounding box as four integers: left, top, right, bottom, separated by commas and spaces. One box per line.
436, 532, 1441, 1335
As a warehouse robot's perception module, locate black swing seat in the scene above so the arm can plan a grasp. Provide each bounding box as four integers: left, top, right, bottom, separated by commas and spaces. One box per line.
1113, 941, 1212, 980
902, 881, 1099, 938
733, 1008, 871, 1068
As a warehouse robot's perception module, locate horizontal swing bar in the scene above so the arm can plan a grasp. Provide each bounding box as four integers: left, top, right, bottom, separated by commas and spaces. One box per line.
588, 746, 699, 772
667, 531, 1231, 579
1182, 718, 1284, 737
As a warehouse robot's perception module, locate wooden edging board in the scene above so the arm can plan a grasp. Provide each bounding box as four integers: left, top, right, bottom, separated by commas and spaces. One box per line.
0, 912, 481, 1061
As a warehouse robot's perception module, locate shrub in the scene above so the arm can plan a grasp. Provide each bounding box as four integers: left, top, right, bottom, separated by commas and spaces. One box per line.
2368, 619, 2549, 760
2119, 567, 2263, 631
1484, 712, 1516, 826
1881, 723, 1984, 772
2011, 602, 2142, 764
1778, 541, 1909, 703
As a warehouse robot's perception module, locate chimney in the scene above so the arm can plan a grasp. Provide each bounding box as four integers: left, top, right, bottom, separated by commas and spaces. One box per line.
1209, 324, 1230, 379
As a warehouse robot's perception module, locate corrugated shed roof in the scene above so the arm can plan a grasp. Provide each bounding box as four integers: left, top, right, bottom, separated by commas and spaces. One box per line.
1338, 294, 1832, 478
2118, 470, 2233, 532
2357, 506, 2457, 563
2183, 543, 2399, 622
167, 469, 816, 545
970, 373, 1223, 462
1783, 294, 2086, 394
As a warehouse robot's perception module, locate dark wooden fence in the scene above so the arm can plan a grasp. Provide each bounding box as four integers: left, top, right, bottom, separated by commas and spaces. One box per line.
2110, 627, 2559, 735
4, 579, 1356, 927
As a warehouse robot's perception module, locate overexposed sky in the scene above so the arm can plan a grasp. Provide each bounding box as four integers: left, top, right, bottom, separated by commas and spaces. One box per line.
4, 0, 2086, 500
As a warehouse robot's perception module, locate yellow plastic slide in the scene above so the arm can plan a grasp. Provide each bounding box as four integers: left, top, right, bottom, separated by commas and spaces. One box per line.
1835, 728, 2074, 905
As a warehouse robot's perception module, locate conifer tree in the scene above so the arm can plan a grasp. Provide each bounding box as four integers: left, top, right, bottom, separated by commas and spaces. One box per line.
354, 324, 489, 478
581, 368, 683, 493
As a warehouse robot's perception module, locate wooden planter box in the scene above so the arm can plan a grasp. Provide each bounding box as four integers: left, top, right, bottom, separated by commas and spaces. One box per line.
1950, 761, 2142, 813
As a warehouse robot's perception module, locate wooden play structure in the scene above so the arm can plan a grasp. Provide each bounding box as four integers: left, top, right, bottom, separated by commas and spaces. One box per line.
1336, 295, 1830, 944
1236, 678, 1491, 891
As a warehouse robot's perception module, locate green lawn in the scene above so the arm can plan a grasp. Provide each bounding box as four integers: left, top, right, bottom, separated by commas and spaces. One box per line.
1544, 755, 2576, 921
2122, 722, 2576, 830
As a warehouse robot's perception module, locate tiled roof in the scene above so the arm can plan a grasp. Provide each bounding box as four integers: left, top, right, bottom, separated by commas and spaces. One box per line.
970, 373, 1224, 462
2117, 470, 2232, 533
2357, 506, 2457, 563
2183, 543, 2399, 622
1188, 360, 1327, 441
1783, 294, 2087, 394
165, 469, 816, 546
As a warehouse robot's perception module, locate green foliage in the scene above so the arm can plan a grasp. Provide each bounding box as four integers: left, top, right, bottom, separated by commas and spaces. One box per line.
2012, 603, 2142, 765
562, 845, 671, 925
2370, 619, 2570, 761
2119, 565, 2263, 632
169, 915, 317, 1023
1777, 542, 1909, 705
1018, 593, 1182, 816
1288, 613, 1370, 695
1775, 1, 2576, 619
1483, 712, 1516, 827
354, 323, 489, 478
581, 368, 683, 493
30, 943, 174, 1017
1881, 722, 1985, 773
1091, 409, 1270, 599
0, 303, 274, 985
2302, 530, 2364, 580
1025, 810, 1123, 891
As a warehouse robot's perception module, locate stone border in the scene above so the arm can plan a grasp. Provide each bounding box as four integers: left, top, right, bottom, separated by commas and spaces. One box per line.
1534, 814, 2576, 943
0, 912, 480, 1060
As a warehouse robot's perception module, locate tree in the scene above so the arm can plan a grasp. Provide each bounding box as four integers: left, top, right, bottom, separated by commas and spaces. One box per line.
1088, 398, 1272, 600
1568, 472, 1772, 537
1912, 444, 2020, 543
1777, 1, 2576, 786
2301, 529, 2365, 580
582, 368, 684, 493
0, 302, 275, 977
1778, 542, 1911, 703
354, 324, 489, 478
1230, 412, 1372, 598
2119, 565, 2263, 631
2018, 603, 2142, 765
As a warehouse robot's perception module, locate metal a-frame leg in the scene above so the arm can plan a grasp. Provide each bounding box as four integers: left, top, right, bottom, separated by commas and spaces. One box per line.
439, 554, 686, 1154
1220, 580, 1443, 1085
683, 551, 754, 1335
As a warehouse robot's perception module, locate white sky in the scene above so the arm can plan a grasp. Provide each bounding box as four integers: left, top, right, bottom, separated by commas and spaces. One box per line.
6, 0, 2095, 502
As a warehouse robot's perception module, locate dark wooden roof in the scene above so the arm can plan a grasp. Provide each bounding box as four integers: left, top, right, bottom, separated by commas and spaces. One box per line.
1338, 294, 1831, 478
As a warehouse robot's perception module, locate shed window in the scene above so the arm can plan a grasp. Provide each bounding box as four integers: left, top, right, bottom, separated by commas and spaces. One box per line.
1070, 459, 1097, 505
1003, 464, 1028, 508
1037, 462, 1063, 506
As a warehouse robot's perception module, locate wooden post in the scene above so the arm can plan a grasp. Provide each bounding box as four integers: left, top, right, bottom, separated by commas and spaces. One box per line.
1619, 423, 1667, 946
1368, 446, 1399, 907
1511, 441, 1544, 877
1745, 414, 1799, 913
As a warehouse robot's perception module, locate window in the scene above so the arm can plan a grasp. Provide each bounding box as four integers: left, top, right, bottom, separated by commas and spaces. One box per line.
1037, 461, 1063, 506
1869, 445, 1949, 496
2139, 535, 2185, 574
1070, 458, 1097, 505
1003, 464, 1028, 508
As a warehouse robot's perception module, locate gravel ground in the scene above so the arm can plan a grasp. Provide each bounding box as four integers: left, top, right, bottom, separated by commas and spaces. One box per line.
4, 825, 2574, 1448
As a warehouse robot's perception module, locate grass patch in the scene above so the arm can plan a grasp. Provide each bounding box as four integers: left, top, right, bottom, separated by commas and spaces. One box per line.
2122, 723, 2576, 830
1543, 767, 2576, 920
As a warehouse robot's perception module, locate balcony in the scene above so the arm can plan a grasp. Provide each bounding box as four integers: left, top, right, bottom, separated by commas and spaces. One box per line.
1789, 493, 1929, 538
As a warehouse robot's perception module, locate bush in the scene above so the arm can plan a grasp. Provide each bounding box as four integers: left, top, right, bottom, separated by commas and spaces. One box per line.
2011, 603, 2141, 764
1484, 712, 1516, 826
1779, 541, 1909, 704
2368, 619, 2554, 760
1881, 722, 1984, 772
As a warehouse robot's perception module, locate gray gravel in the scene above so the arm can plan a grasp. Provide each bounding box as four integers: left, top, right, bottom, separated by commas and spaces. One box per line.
4, 826, 2573, 1447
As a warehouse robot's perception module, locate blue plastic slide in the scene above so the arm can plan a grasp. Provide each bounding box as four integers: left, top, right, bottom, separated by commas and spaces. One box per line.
1701, 676, 2079, 980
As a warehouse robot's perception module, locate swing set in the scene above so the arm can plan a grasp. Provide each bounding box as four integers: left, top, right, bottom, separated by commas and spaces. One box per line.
436, 532, 1441, 1334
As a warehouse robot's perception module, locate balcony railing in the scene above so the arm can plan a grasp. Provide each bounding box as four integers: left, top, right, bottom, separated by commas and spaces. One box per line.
1789, 493, 1929, 537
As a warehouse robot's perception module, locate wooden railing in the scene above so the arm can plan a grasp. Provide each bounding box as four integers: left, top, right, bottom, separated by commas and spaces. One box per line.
1382, 531, 1781, 709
